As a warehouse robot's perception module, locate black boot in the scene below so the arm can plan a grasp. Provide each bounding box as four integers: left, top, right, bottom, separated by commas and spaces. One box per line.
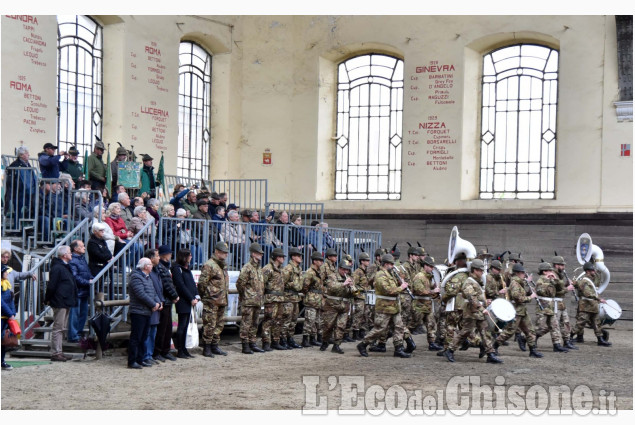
331, 343, 344, 354
176, 350, 189, 359
210, 343, 227, 356
358, 329, 366, 339
493, 341, 500, 356
279, 337, 289, 349
478, 343, 486, 359
342, 333, 355, 343
242, 342, 253, 354
597, 336, 612, 347
352, 330, 360, 341
436, 349, 446, 356
288, 336, 302, 349
394, 346, 411, 358
575, 333, 584, 343
602, 329, 610, 342
444, 349, 455, 362
310, 335, 321, 346
553, 343, 568, 352
486, 352, 503, 364
459, 339, 470, 351
316, 333, 323, 344
302, 335, 311, 348
250, 342, 265, 353
404, 336, 417, 353
271, 340, 285, 350
369, 342, 386, 352
517, 334, 527, 352
428, 341, 443, 351
564, 340, 578, 350
262, 341, 273, 352
357, 342, 369, 357
319, 341, 329, 351
529, 346, 544, 358
203, 344, 215, 358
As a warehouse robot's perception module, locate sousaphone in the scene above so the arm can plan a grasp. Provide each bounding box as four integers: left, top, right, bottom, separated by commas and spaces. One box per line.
576, 233, 611, 294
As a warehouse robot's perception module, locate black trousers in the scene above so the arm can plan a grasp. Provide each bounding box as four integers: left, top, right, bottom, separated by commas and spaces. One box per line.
175, 312, 191, 352
154, 303, 174, 356
128, 313, 150, 365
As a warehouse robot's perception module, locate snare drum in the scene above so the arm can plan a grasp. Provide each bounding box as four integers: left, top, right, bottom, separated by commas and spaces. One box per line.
365, 290, 376, 306
486, 298, 516, 332
598, 299, 622, 326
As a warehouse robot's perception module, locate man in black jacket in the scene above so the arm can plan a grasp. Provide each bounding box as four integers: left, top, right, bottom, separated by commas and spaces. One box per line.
45, 246, 78, 362
153, 245, 179, 361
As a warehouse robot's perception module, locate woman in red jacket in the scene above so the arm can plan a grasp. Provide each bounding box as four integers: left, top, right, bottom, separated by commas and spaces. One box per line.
104, 202, 133, 254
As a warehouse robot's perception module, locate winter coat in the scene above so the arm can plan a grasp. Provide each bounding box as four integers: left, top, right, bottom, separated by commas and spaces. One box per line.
87, 234, 113, 277
69, 253, 93, 299
38, 152, 62, 179
45, 257, 78, 309
128, 268, 161, 317
156, 260, 179, 305
171, 263, 198, 314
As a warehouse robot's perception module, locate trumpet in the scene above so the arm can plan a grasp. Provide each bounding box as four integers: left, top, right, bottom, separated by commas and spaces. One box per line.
391, 267, 415, 300
562, 269, 579, 302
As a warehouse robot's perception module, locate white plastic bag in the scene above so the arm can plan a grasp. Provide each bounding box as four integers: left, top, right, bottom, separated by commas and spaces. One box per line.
185, 306, 199, 349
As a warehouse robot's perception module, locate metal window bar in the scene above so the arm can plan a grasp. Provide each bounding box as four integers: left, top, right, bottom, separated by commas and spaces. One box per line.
32, 176, 74, 248
1, 165, 39, 237
264, 202, 325, 225
212, 179, 268, 214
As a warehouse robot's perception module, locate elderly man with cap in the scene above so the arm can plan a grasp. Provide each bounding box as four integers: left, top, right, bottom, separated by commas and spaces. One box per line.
261, 247, 287, 351
193, 198, 211, 221
87, 140, 107, 190
110, 146, 128, 192
60, 146, 83, 185
181, 190, 199, 216
549, 255, 578, 350
571, 262, 612, 347
320, 258, 356, 354
198, 241, 231, 357
445, 259, 502, 363
281, 247, 305, 349
357, 254, 411, 358
153, 245, 180, 362
236, 243, 265, 354
139, 154, 159, 198
409, 256, 443, 351
493, 263, 543, 358
534, 262, 569, 352
39, 142, 66, 179
302, 252, 325, 347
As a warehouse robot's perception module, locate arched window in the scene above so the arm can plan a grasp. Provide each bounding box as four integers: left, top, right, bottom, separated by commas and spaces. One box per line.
479, 44, 559, 199
178, 42, 211, 180
335, 54, 404, 200
57, 15, 103, 155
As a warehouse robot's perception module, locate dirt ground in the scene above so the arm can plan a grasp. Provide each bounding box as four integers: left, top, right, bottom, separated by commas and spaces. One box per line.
1, 322, 632, 411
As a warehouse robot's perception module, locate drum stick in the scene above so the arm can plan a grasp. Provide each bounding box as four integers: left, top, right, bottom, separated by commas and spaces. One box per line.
485, 313, 502, 333
602, 302, 621, 313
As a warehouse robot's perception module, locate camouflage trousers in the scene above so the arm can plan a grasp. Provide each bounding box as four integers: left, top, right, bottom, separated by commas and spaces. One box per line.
261, 302, 284, 343
409, 309, 437, 343
202, 304, 226, 344
399, 294, 412, 329
282, 301, 300, 338
573, 311, 603, 338
436, 311, 447, 342
322, 299, 350, 344
556, 307, 572, 343
239, 305, 261, 343
443, 311, 461, 350
449, 317, 494, 354
497, 314, 537, 348
346, 299, 366, 332
535, 313, 563, 344
365, 304, 375, 330
303, 306, 321, 337
362, 311, 405, 348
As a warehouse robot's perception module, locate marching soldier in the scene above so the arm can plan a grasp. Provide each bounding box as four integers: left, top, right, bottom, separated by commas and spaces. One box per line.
493, 264, 544, 358
198, 242, 230, 358
485, 260, 507, 301
551, 255, 578, 350
364, 248, 383, 347
281, 247, 304, 349
438, 252, 468, 356
356, 254, 411, 358
409, 256, 443, 351
341, 253, 357, 343
571, 262, 612, 347
350, 252, 371, 340
534, 262, 568, 352
302, 252, 325, 347
402, 246, 422, 334
236, 243, 265, 354
320, 259, 355, 354
261, 248, 286, 351
445, 259, 502, 363
502, 252, 527, 350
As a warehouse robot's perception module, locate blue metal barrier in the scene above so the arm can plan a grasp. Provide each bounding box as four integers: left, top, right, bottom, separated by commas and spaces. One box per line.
212, 179, 268, 214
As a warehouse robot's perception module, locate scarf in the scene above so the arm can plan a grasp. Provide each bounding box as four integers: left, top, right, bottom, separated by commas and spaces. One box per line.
1, 278, 11, 292
110, 214, 121, 220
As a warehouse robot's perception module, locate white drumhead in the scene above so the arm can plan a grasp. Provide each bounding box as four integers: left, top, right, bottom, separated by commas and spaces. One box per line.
603, 299, 622, 320
489, 298, 516, 321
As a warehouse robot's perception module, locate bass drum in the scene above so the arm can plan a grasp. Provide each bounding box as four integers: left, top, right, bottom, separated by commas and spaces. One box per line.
598, 299, 622, 326
486, 298, 516, 332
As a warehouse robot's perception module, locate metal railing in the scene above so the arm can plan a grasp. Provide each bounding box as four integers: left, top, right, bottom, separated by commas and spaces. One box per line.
17, 217, 92, 337
2, 165, 39, 237
32, 176, 74, 249
212, 179, 268, 214
265, 202, 324, 224
2, 154, 41, 170
164, 174, 213, 193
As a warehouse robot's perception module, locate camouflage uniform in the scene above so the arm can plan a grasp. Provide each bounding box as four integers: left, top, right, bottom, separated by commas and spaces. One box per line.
441, 269, 467, 351
349, 264, 369, 332
397, 260, 418, 331
485, 272, 507, 301
572, 275, 604, 338
261, 259, 285, 344
495, 276, 538, 348
302, 264, 323, 337
236, 257, 264, 343
361, 269, 406, 348
535, 275, 563, 344
365, 259, 382, 324
321, 271, 354, 345
198, 254, 229, 344
553, 269, 573, 345
449, 273, 495, 354
281, 261, 303, 339
409, 269, 438, 343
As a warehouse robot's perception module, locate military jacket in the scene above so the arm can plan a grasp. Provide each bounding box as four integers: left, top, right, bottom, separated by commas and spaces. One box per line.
485, 273, 506, 300
282, 262, 303, 303
460, 273, 487, 320
508, 276, 533, 317
535, 275, 557, 315
302, 266, 323, 309
576, 275, 601, 313
197, 254, 229, 306
373, 269, 403, 315
553, 270, 568, 310
236, 257, 264, 307
262, 260, 285, 303
351, 266, 369, 300
324, 271, 353, 299
366, 260, 381, 289
411, 270, 435, 314
320, 258, 337, 283
402, 260, 420, 283
442, 270, 468, 311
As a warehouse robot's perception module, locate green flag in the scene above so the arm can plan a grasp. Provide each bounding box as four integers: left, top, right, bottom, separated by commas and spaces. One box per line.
157, 151, 166, 199
83, 150, 89, 180
105, 146, 112, 194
